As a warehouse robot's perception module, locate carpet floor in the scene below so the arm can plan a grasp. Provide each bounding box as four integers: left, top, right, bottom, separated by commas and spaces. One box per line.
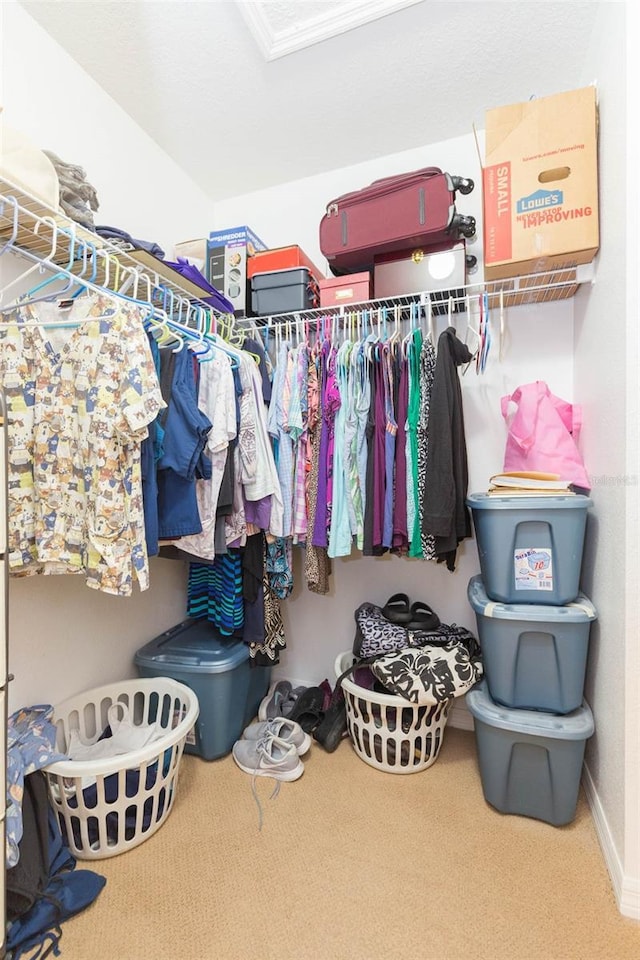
57, 728, 639, 960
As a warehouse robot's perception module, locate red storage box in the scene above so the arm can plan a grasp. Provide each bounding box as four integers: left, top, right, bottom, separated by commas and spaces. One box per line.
247, 245, 324, 283
319, 272, 372, 308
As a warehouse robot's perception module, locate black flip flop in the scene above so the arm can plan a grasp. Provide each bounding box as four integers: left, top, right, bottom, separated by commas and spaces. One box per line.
406, 601, 441, 632
381, 592, 412, 624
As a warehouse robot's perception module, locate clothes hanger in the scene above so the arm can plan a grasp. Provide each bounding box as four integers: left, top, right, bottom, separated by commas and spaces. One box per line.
0, 226, 88, 320
462, 294, 481, 376
479, 291, 492, 372
0, 214, 59, 305
498, 289, 508, 362
0, 195, 20, 258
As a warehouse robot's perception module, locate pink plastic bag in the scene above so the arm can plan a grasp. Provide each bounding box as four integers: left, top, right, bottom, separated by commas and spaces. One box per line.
501, 381, 590, 489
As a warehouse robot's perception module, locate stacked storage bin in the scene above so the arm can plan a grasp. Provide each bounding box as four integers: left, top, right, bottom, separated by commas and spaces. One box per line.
135, 620, 271, 761
464, 493, 596, 826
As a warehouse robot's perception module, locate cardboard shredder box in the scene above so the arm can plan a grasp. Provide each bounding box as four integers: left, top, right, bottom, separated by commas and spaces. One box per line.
207, 226, 267, 316
483, 86, 599, 280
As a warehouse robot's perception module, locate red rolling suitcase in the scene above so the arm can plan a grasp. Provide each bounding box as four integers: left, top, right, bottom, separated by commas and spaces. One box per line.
319, 167, 475, 274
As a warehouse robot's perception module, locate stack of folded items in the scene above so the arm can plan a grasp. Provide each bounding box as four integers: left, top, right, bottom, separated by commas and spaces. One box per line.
487, 471, 574, 496
44, 150, 100, 230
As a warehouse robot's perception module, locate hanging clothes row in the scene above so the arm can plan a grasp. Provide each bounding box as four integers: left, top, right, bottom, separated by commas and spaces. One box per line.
260, 315, 474, 594
0, 256, 289, 665
146, 322, 289, 664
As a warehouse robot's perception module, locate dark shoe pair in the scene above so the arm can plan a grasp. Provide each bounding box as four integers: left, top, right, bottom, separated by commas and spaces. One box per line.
288, 686, 325, 734
381, 592, 440, 632
313, 690, 348, 753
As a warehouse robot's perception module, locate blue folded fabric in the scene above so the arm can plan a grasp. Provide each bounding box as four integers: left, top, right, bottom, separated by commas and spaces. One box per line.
95, 225, 165, 259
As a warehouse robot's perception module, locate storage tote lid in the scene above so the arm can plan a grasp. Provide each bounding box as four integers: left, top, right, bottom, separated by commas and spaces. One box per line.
134, 620, 249, 674
251, 267, 311, 291
467, 575, 597, 621
466, 681, 594, 739
466, 492, 593, 510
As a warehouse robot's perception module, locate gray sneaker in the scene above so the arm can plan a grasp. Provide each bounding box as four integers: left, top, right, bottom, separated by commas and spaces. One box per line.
258, 680, 307, 721
232, 734, 304, 782
242, 718, 311, 755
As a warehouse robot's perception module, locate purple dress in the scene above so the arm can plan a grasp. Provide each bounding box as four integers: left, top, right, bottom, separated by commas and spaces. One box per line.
311, 341, 329, 546
372, 350, 387, 551
393, 351, 409, 551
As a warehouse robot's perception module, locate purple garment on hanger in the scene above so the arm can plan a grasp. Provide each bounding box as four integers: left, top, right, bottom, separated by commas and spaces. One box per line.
312, 341, 331, 547
244, 495, 272, 531
393, 352, 409, 551
323, 344, 341, 536
372, 353, 387, 550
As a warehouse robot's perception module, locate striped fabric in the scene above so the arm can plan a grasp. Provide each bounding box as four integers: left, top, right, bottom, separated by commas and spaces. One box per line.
187, 552, 244, 635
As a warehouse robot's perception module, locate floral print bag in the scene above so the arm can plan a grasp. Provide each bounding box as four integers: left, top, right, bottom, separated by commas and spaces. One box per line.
370, 625, 483, 704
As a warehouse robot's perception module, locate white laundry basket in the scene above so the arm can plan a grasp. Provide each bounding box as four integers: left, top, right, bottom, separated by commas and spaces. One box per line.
43, 677, 199, 860
335, 652, 452, 774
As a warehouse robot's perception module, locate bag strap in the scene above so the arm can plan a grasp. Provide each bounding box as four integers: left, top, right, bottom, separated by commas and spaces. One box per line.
500, 388, 517, 421
334, 654, 382, 694
501, 381, 548, 452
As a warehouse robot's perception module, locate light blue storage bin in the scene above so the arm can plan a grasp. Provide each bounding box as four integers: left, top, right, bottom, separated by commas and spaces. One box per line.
135, 620, 271, 761
466, 681, 594, 826
466, 493, 592, 605
467, 576, 596, 713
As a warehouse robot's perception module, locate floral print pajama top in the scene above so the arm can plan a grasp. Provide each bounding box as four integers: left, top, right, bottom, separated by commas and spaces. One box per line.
0, 295, 165, 595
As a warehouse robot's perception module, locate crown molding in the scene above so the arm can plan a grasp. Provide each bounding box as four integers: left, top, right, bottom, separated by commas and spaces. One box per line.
235, 0, 424, 61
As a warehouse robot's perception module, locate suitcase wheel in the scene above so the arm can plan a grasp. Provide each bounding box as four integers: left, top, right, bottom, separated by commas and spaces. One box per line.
466, 254, 478, 274
451, 176, 475, 196
452, 214, 477, 240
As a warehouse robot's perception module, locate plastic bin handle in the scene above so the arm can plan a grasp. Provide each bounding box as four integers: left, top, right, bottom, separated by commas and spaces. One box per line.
152, 654, 201, 666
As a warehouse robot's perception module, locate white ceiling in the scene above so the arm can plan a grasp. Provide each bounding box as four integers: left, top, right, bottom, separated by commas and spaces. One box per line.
19, 0, 603, 202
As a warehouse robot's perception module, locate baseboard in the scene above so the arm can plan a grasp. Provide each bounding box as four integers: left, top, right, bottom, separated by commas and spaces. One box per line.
448, 698, 474, 731
582, 761, 640, 920
277, 673, 637, 919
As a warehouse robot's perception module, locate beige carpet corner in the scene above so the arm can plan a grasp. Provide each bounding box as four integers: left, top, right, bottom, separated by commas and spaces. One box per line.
57, 729, 639, 960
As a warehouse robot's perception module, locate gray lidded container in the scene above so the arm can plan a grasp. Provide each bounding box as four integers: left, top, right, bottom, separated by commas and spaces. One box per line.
135, 620, 271, 761
466, 493, 592, 605
466, 680, 594, 826
251, 266, 316, 315
467, 575, 596, 714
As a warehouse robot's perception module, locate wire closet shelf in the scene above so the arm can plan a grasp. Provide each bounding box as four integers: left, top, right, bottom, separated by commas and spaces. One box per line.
0, 177, 229, 326
243, 260, 595, 332
0, 175, 595, 336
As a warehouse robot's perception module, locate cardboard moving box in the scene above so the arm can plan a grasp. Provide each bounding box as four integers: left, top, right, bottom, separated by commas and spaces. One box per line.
483, 86, 599, 280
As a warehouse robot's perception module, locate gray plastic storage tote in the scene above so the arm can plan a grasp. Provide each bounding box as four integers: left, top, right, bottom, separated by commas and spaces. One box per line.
135, 620, 271, 761
466, 680, 594, 826
467, 575, 596, 713
466, 493, 592, 605
251, 267, 317, 314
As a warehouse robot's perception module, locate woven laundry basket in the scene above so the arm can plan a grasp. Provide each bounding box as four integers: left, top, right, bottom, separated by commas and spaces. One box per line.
335, 652, 452, 774
43, 677, 199, 860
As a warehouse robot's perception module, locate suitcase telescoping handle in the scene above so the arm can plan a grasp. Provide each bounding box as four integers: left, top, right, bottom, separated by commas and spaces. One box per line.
325, 168, 474, 215
369, 166, 443, 189
325, 167, 443, 213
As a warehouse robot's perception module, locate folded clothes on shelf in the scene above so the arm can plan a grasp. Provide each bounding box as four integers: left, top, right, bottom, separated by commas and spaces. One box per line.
95, 224, 165, 259
44, 150, 100, 230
